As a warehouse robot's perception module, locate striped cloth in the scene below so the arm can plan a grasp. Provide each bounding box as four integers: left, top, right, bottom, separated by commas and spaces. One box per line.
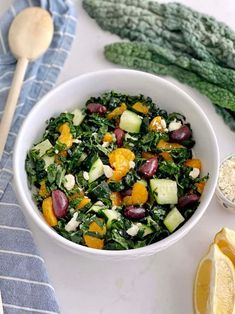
0, 0, 77, 313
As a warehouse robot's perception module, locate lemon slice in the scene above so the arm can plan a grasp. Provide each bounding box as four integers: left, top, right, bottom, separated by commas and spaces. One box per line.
194, 243, 235, 314
214, 227, 235, 265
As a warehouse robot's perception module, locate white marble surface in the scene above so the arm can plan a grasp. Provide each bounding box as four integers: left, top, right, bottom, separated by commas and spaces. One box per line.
1, 0, 235, 313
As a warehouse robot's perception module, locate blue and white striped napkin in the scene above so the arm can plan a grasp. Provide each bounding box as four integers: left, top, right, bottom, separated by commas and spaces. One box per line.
0, 0, 77, 313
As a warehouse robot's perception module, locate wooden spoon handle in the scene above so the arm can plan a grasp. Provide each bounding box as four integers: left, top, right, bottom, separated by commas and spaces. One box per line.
0, 57, 28, 160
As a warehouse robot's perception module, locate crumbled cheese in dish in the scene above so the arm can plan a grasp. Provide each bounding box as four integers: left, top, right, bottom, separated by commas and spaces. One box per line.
64, 174, 75, 191
83, 171, 89, 181
153, 117, 168, 132
73, 139, 82, 144
125, 134, 138, 141
65, 212, 80, 232
126, 223, 140, 237
168, 119, 182, 132
102, 141, 110, 148
129, 161, 135, 169
189, 168, 200, 179
160, 118, 167, 129
218, 156, 235, 204
103, 165, 113, 178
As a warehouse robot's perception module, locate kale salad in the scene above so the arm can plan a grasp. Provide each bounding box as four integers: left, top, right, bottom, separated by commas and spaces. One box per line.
25, 91, 208, 250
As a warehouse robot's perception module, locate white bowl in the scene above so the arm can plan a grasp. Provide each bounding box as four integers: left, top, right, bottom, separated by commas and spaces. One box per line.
13, 69, 219, 260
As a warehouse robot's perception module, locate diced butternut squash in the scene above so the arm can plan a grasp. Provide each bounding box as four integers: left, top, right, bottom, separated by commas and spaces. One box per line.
149, 116, 165, 132
39, 180, 50, 198
42, 197, 58, 226
68, 191, 85, 201
55, 150, 68, 164
58, 123, 73, 148
157, 139, 184, 150
196, 181, 206, 194
107, 103, 127, 120
142, 151, 157, 159
109, 148, 135, 181
132, 102, 149, 114
185, 159, 202, 170
110, 192, 122, 207
77, 197, 91, 209
103, 132, 113, 143
159, 151, 173, 161
123, 182, 148, 205
83, 218, 106, 249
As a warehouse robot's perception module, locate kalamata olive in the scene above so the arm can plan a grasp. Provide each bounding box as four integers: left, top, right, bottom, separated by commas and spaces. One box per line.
52, 190, 69, 218
114, 128, 125, 147
124, 206, 146, 219
87, 103, 107, 115
178, 194, 200, 208
169, 125, 192, 143
138, 157, 158, 179
120, 188, 132, 198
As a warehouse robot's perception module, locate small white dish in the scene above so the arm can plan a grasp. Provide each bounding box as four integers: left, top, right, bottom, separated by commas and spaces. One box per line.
216, 154, 235, 211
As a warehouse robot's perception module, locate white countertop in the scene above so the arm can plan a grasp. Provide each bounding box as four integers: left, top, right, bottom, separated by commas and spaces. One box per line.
1, 0, 235, 313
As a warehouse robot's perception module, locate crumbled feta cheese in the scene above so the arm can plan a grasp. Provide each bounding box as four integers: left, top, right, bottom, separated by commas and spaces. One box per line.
73, 139, 82, 144
168, 119, 182, 132
126, 223, 140, 237
96, 201, 105, 207
83, 171, 89, 181
64, 174, 75, 191
55, 149, 59, 154
111, 206, 117, 210
160, 119, 167, 129
218, 156, 235, 204
189, 168, 200, 179
125, 134, 138, 141
152, 117, 168, 132
65, 212, 80, 232
103, 165, 114, 178
129, 161, 135, 169
102, 141, 110, 148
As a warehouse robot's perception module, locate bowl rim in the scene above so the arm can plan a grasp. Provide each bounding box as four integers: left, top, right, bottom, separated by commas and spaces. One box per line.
13, 69, 220, 257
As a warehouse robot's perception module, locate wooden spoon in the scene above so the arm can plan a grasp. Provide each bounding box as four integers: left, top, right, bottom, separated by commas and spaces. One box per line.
0, 7, 53, 159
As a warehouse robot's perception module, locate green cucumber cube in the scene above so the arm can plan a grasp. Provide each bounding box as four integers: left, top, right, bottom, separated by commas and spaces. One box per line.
102, 209, 120, 229
88, 158, 104, 183
119, 110, 142, 133
32, 139, 53, 157
150, 179, 178, 204
72, 109, 86, 126
163, 207, 185, 233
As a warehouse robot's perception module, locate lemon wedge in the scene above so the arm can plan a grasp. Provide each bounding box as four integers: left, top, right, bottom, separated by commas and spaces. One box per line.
194, 243, 235, 314
214, 227, 235, 265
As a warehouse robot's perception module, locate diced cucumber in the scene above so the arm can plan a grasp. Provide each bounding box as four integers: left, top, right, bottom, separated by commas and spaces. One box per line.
88, 158, 104, 183
127, 222, 153, 237
119, 110, 142, 133
42, 155, 54, 169
88, 201, 107, 213
102, 209, 120, 229
163, 207, 185, 233
72, 109, 86, 126
150, 178, 178, 205
32, 139, 52, 157
79, 152, 87, 163
138, 223, 154, 237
